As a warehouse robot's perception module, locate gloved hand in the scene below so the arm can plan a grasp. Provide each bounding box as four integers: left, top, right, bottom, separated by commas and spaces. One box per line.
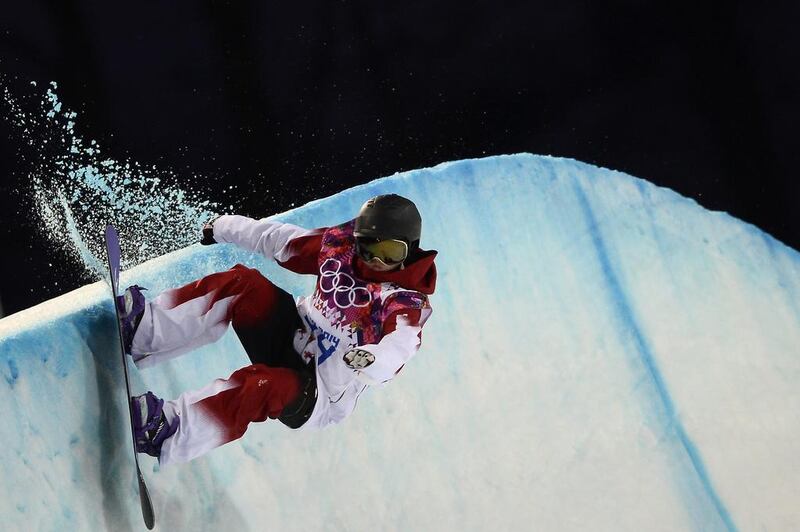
200, 217, 220, 245
343, 348, 375, 369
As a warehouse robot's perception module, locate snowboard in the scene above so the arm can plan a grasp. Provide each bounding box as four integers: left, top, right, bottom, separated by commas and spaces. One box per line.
103, 224, 156, 530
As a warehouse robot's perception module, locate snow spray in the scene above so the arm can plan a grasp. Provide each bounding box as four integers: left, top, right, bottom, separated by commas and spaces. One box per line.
1, 80, 220, 279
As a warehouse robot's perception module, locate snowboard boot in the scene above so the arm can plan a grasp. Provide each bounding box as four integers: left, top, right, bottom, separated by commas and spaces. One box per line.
131, 392, 179, 458
116, 285, 147, 354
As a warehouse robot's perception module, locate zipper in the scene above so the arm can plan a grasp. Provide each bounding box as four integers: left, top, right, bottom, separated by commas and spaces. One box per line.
329, 382, 368, 405
330, 388, 348, 404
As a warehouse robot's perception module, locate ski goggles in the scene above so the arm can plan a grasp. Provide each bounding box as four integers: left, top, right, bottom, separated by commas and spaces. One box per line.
355, 237, 409, 265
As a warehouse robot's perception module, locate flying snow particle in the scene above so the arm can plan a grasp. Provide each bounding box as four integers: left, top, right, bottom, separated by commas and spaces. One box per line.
2, 80, 224, 279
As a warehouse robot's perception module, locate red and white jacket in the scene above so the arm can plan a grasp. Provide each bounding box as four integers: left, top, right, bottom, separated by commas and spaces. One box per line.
212, 214, 437, 429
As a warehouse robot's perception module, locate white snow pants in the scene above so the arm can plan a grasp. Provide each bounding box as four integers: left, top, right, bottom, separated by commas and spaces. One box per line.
130, 264, 307, 465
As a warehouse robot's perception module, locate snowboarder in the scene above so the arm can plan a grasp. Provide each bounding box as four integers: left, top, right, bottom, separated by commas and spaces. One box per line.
115, 194, 437, 465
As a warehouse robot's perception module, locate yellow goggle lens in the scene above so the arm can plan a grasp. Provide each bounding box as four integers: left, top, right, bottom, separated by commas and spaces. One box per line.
357, 238, 408, 264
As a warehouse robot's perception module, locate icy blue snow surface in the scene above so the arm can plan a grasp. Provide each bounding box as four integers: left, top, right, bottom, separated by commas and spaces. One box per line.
1, 154, 799, 531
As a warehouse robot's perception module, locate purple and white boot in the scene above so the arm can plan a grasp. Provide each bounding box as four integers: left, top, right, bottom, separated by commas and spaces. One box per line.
131, 392, 179, 458
116, 285, 147, 354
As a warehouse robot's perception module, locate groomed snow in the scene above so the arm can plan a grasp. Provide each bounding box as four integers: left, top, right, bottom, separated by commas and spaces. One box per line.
1, 154, 798, 531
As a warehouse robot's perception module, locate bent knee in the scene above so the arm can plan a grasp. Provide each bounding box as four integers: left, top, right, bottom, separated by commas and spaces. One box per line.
230, 264, 276, 292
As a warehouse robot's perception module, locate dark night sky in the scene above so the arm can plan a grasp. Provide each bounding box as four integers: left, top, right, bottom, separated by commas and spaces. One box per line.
0, 1, 798, 316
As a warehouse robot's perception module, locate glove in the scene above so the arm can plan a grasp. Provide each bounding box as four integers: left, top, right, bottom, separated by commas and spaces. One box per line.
200, 216, 221, 245
343, 348, 375, 369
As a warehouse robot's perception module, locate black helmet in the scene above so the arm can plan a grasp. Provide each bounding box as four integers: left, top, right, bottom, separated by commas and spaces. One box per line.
354, 194, 422, 249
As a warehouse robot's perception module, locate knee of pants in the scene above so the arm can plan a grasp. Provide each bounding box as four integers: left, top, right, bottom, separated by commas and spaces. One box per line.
228, 266, 282, 327
232, 365, 303, 422
230, 264, 273, 291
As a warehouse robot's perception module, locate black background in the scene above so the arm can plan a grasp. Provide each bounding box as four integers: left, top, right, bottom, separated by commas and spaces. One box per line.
1, 1, 798, 316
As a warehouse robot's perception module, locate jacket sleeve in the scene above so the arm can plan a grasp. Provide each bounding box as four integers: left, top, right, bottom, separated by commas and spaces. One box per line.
354, 293, 432, 385
211, 214, 324, 275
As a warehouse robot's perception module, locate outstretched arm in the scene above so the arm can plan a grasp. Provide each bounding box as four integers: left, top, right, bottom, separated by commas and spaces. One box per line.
206, 215, 325, 274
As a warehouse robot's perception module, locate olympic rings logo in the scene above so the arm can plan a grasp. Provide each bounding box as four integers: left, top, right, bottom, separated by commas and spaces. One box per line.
319, 258, 372, 309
